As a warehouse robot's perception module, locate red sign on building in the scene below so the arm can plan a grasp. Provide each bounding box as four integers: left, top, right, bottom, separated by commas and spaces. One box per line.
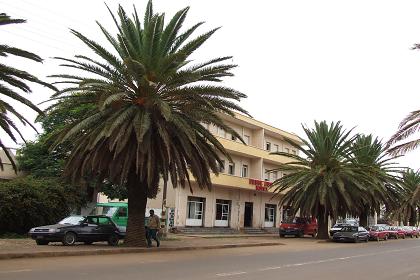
249, 179, 271, 192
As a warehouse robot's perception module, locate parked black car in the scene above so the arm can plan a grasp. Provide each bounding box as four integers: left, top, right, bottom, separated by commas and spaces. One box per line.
29, 215, 125, 246
332, 226, 369, 243
329, 223, 352, 237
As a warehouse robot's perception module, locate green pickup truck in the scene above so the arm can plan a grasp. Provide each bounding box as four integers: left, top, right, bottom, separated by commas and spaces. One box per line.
90, 202, 128, 227
90, 202, 163, 227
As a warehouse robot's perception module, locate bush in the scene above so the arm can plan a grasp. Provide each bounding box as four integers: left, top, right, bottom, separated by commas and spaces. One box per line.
0, 176, 85, 234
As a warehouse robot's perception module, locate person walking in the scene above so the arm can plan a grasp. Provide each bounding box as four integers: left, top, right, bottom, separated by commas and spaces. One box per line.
147, 209, 160, 247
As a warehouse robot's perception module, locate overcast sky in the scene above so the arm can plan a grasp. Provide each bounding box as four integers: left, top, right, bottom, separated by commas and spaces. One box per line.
1, 0, 419, 169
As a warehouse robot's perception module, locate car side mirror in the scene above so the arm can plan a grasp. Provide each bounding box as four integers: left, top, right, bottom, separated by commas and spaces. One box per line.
81, 222, 88, 227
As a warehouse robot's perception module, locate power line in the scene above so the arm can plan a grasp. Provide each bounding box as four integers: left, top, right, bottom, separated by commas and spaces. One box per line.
0, 28, 75, 55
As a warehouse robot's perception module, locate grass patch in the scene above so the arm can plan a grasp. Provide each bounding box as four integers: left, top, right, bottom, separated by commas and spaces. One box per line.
160, 236, 180, 241
0, 232, 28, 239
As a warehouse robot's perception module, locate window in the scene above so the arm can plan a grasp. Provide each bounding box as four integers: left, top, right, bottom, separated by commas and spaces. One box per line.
242, 164, 248, 178
244, 135, 250, 145
274, 144, 279, 152
284, 147, 289, 154
292, 150, 297, 155
264, 169, 270, 181
265, 204, 276, 223
272, 171, 278, 181
266, 141, 271, 151
117, 207, 127, 217
215, 199, 230, 221
228, 162, 235, 175
187, 197, 205, 220
218, 127, 226, 138
219, 160, 225, 173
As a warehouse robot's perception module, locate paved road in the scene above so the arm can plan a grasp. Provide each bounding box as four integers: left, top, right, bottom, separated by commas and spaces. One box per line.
1, 238, 420, 280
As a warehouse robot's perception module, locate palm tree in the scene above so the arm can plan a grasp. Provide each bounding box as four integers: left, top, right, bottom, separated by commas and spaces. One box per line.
270, 121, 371, 239
49, 2, 247, 246
395, 169, 420, 226
0, 13, 55, 171
350, 134, 403, 227
386, 110, 419, 156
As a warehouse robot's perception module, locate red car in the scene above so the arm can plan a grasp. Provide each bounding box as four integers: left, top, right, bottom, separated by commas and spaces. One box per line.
403, 226, 419, 238
380, 225, 399, 239
367, 225, 388, 241
279, 217, 317, 238
391, 226, 406, 239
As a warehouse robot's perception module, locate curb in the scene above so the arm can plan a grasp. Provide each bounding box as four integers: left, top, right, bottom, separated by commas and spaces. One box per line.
0, 242, 283, 260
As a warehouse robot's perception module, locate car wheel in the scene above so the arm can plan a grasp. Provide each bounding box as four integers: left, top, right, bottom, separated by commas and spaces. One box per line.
354, 237, 359, 243
298, 231, 304, 238
36, 240, 49, 245
403, 235, 406, 239
62, 232, 77, 246
384, 235, 388, 241
416, 235, 419, 239
84, 241, 93, 245
365, 236, 369, 242
396, 234, 399, 239
279, 234, 284, 238
107, 234, 119, 246
312, 231, 318, 238
411, 235, 414, 238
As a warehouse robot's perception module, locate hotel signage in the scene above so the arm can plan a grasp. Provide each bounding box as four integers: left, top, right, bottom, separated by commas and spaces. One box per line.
249, 179, 272, 192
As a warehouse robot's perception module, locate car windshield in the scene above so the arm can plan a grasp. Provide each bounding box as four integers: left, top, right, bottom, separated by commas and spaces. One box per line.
90, 206, 118, 217
284, 217, 308, 224
58, 216, 84, 225
341, 226, 357, 232
333, 224, 348, 228
368, 226, 379, 231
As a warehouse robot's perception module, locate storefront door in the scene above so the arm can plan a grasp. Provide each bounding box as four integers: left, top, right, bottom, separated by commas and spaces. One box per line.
186, 197, 205, 226
215, 199, 230, 227
264, 204, 276, 227
244, 202, 253, 227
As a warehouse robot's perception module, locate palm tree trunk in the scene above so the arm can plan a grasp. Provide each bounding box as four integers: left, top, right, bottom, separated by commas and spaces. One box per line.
359, 208, 368, 227
124, 172, 148, 247
316, 210, 329, 239
409, 208, 417, 226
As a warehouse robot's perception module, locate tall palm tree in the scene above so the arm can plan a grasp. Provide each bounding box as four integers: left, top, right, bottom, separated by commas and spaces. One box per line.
350, 134, 403, 227
0, 13, 55, 171
395, 169, 420, 226
386, 110, 419, 156
49, 2, 247, 246
270, 121, 371, 239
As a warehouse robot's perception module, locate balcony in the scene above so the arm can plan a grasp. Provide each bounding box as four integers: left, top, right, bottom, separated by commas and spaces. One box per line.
209, 173, 279, 193
216, 137, 292, 164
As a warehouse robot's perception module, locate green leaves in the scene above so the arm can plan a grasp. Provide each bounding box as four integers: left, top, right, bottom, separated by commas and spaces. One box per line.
270, 121, 402, 222
48, 1, 246, 198
0, 13, 55, 171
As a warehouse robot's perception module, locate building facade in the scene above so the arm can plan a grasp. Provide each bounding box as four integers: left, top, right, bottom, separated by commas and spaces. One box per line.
98, 113, 302, 229
0, 148, 23, 181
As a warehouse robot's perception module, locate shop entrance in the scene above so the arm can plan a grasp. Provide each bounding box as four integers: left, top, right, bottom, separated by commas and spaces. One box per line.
244, 202, 253, 227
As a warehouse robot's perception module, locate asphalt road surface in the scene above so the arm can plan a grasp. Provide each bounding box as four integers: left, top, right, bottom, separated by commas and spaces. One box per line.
1, 238, 420, 280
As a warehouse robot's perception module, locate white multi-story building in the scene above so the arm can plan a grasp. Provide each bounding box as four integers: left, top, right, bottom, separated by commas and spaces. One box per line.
98, 113, 302, 230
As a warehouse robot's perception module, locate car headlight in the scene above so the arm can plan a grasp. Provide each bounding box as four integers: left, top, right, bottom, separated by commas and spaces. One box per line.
48, 228, 60, 233
29, 228, 35, 233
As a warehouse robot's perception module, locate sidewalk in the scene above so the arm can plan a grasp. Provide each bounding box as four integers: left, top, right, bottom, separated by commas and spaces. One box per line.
0, 235, 284, 260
